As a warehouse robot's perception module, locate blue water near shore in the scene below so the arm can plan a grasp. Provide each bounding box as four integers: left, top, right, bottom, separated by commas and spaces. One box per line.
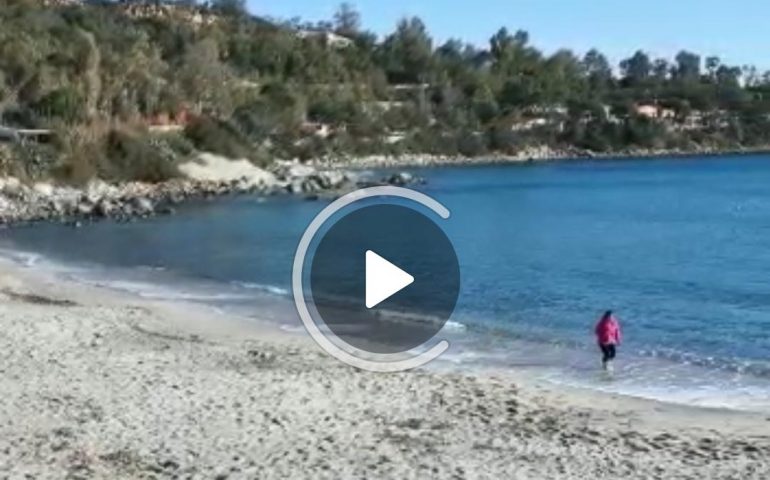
3, 155, 770, 410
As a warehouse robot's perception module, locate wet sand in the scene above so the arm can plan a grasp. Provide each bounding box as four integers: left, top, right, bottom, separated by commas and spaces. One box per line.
1, 259, 768, 479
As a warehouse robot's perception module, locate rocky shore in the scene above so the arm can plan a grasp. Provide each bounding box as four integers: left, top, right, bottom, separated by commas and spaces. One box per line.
3, 145, 767, 226
316, 144, 770, 169
0, 154, 421, 226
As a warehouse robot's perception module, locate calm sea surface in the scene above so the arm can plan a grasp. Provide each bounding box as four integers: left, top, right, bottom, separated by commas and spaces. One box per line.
4, 155, 770, 410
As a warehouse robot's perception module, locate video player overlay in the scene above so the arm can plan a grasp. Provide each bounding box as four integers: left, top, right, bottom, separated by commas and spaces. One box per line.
311, 204, 460, 354
292, 187, 461, 372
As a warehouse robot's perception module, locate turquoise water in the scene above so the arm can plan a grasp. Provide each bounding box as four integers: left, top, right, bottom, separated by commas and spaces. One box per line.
3, 155, 770, 409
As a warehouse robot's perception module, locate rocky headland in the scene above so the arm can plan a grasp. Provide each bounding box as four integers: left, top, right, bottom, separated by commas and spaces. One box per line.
4, 145, 769, 226
0, 153, 421, 226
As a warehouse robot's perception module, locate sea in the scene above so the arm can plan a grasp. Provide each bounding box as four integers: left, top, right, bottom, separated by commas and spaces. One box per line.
3, 154, 770, 411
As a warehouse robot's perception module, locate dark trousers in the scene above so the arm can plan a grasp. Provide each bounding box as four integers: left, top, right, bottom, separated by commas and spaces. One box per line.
600, 344, 617, 363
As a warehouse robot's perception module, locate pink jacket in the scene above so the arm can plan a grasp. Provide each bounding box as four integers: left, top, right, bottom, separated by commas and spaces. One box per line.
595, 316, 621, 346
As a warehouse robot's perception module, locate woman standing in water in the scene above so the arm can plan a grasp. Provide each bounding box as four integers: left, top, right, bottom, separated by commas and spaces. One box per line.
595, 310, 622, 372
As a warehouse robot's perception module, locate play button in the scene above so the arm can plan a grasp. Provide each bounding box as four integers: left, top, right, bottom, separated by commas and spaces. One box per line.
296, 187, 461, 361
366, 250, 415, 309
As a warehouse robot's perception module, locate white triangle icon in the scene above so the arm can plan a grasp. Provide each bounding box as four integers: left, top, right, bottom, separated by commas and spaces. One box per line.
366, 250, 414, 309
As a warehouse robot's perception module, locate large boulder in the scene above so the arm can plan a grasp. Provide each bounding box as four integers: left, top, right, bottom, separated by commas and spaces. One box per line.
302, 178, 323, 193
286, 164, 317, 178
86, 180, 119, 204
131, 197, 155, 216
33, 182, 55, 197
316, 170, 348, 189
49, 199, 66, 216
0, 177, 25, 198
0, 195, 12, 215
273, 161, 357, 195
272, 160, 317, 180
94, 198, 115, 218
386, 172, 416, 186
287, 179, 305, 195
76, 202, 94, 216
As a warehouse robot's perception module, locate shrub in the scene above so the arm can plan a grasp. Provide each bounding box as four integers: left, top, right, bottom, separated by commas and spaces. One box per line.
103, 129, 181, 183
184, 116, 253, 160
457, 131, 488, 157
54, 125, 182, 184
33, 88, 85, 123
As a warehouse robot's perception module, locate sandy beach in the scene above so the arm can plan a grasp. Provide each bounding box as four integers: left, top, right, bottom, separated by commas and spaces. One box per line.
0, 258, 768, 479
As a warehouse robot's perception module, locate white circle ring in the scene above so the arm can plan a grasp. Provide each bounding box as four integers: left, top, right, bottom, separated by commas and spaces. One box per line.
292, 186, 452, 372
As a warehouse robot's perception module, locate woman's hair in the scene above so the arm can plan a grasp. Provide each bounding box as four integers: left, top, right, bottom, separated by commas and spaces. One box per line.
602, 310, 613, 321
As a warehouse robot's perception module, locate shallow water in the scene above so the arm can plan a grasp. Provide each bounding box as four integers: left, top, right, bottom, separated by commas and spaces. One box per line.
4, 155, 770, 410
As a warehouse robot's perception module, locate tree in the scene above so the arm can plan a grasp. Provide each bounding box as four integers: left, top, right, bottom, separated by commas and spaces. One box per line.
2, 0, 770, 182
178, 38, 234, 113
210, 0, 246, 17
582, 49, 612, 93
674, 50, 701, 81
437, 39, 463, 62
716, 65, 742, 87
705, 56, 720, 79
620, 50, 652, 85
33, 88, 84, 122
333, 2, 361, 37
379, 17, 433, 84
652, 58, 670, 81
742, 65, 759, 87
489, 28, 536, 77
489, 27, 514, 62
541, 49, 584, 103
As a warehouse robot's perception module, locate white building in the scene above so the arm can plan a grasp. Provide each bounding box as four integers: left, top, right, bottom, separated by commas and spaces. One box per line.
296, 31, 354, 49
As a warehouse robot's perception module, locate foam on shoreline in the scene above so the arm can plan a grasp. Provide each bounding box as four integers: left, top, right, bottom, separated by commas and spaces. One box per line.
1, 240, 769, 413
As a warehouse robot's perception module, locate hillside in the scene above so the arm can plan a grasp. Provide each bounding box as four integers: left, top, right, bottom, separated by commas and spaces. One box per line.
2, 0, 770, 184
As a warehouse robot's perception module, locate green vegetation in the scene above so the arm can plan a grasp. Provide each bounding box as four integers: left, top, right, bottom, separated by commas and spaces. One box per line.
2, 0, 770, 182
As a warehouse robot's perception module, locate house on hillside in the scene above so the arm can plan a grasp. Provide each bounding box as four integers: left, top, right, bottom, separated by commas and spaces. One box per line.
384, 131, 407, 144
117, 2, 218, 27
659, 107, 676, 119
676, 110, 705, 131
296, 30, 354, 49
634, 103, 676, 120
146, 107, 192, 133
300, 121, 334, 139
507, 104, 569, 132
525, 104, 568, 117
510, 117, 549, 132
708, 110, 732, 129
634, 104, 658, 119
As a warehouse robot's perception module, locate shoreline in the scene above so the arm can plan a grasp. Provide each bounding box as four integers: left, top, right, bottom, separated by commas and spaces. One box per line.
1, 253, 769, 477
3, 241, 769, 414
0, 156, 420, 226
3, 147, 770, 227
317, 145, 770, 169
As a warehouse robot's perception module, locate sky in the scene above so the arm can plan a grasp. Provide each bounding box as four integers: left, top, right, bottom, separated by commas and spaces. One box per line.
247, 0, 770, 71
